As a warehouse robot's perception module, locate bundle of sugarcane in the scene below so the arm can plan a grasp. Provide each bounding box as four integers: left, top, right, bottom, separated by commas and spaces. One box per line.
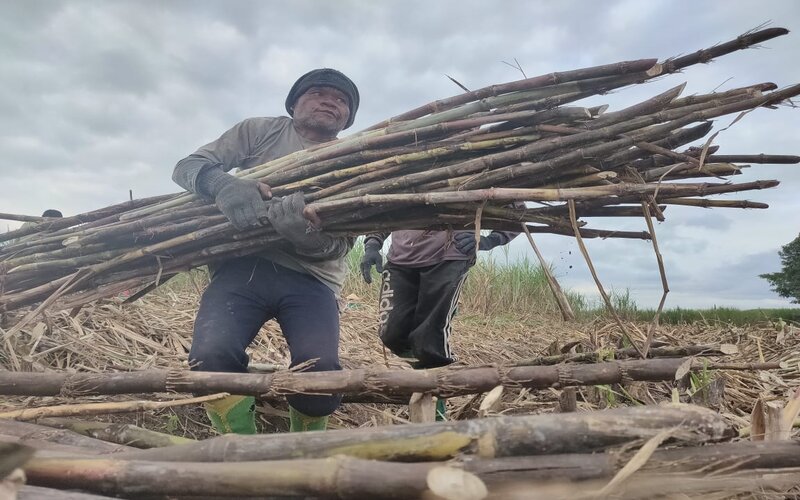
1, 27, 799, 317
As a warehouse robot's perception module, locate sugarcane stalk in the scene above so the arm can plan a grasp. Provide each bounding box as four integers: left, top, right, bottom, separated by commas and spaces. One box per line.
462, 440, 800, 484
0, 419, 132, 453
0, 393, 229, 421
367, 58, 659, 128
661, 198, 769, 209
34, 418, 195, 449
0, 358, 780, 400
0, 195, 174, 245
522, 179, 778, 219
117, 403, 730, 464
538, 171, 617, 188
281, 134, 543, 194
639, 162, 743, 182
569, 206, 667, 217
0, 434, 114, 457
521, 224, 575, 321
663, 27, 789, 72
514, 343, 738, 366
705, 153, 800, 164
23, 455, 439, 499
310, 182, 780, 216
598, 122, 715, 170
666, 83, 774, 109
17, 485, 117, 499
0, 213, 46, 223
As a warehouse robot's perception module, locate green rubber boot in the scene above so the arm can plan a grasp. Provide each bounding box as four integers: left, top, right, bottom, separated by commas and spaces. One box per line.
289, 406, 329, 432
435, 398, 447, 422
204, 395, 257, 434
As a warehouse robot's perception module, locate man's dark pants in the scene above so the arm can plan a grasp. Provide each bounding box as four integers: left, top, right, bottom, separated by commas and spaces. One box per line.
189, 256, 341, 417
378, 260, 469, 368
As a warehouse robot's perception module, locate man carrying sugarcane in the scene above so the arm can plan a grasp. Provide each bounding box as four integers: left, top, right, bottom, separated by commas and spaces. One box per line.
360, 228, 518, 419
172, 69, 359, 435
11, 210, 63, 245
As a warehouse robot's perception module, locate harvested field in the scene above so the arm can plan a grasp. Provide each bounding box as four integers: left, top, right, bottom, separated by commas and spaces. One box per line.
1, 265, 799, 499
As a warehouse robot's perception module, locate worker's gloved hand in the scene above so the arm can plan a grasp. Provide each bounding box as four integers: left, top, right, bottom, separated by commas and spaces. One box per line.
478, 232, 506, 251
198, 167, 272, 231
267, 192, 332, 254
360, 239, 384, 284
453, 232, 478, 256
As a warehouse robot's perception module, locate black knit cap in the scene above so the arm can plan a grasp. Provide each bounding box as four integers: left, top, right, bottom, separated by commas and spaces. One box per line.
285, 68, 359, 129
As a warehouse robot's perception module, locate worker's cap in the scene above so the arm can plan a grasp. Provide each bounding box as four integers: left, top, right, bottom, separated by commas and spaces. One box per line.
285, 68, 359, 129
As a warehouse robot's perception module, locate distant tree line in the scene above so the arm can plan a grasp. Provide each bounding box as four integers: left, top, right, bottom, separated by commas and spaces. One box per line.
761, 233, 800, 304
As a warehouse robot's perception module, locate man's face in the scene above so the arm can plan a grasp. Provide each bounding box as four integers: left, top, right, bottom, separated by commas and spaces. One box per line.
292, 86, 351, 136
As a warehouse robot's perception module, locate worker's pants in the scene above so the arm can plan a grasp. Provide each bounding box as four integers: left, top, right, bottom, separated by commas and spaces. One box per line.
189, 257, 341, 417
378, 260, 469, 368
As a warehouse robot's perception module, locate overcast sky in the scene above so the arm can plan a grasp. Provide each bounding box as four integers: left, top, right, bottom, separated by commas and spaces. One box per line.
1, 0, 799, 309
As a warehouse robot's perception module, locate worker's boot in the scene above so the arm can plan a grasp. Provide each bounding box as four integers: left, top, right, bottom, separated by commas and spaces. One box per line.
435, 398, 447, 422
289, 406, 329, 432
204, 395, 257, 434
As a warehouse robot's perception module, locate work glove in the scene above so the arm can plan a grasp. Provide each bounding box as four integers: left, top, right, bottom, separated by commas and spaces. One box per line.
360, 239, 384, 284
198, 167, 272, 231
266, 192, 333, 255
453, 232, 478, 256
478, 232, 507, 251
455, 232, 508, 255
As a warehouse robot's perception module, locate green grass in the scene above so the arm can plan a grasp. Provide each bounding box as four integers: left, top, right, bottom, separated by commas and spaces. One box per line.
629, 306, 800, 326
461, 253, 587, 318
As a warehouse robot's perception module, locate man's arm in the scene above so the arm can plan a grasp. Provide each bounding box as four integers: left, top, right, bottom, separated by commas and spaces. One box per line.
173, 119, 272, 230
478, 201, 526, 250
172, 119, 254, 193
478, 230, 519, 251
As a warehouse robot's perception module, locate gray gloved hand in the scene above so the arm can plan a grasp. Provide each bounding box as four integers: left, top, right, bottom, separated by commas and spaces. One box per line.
360, 239, 384, 284
197, 167, 272, 231
453, 232, 478, 256
266, 192, 333, 254
478, 232, 506, 251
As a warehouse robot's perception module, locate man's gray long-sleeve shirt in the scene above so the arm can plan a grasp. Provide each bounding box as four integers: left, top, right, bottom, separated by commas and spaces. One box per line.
173, 116, 353, 293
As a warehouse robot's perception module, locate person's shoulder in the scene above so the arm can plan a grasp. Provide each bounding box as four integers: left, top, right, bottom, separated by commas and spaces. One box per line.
239, 116, 292, 129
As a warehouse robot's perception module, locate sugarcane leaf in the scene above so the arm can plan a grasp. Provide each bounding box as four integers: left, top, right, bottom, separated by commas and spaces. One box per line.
674, 357, 694, 380
750, 398, 766, 441
478, 386, 504, 417
595, 428, 673, 495
0, 468, 25, 499
781, 387, 800, 433
764, 402, 785, 441
408, 392, 435, 423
